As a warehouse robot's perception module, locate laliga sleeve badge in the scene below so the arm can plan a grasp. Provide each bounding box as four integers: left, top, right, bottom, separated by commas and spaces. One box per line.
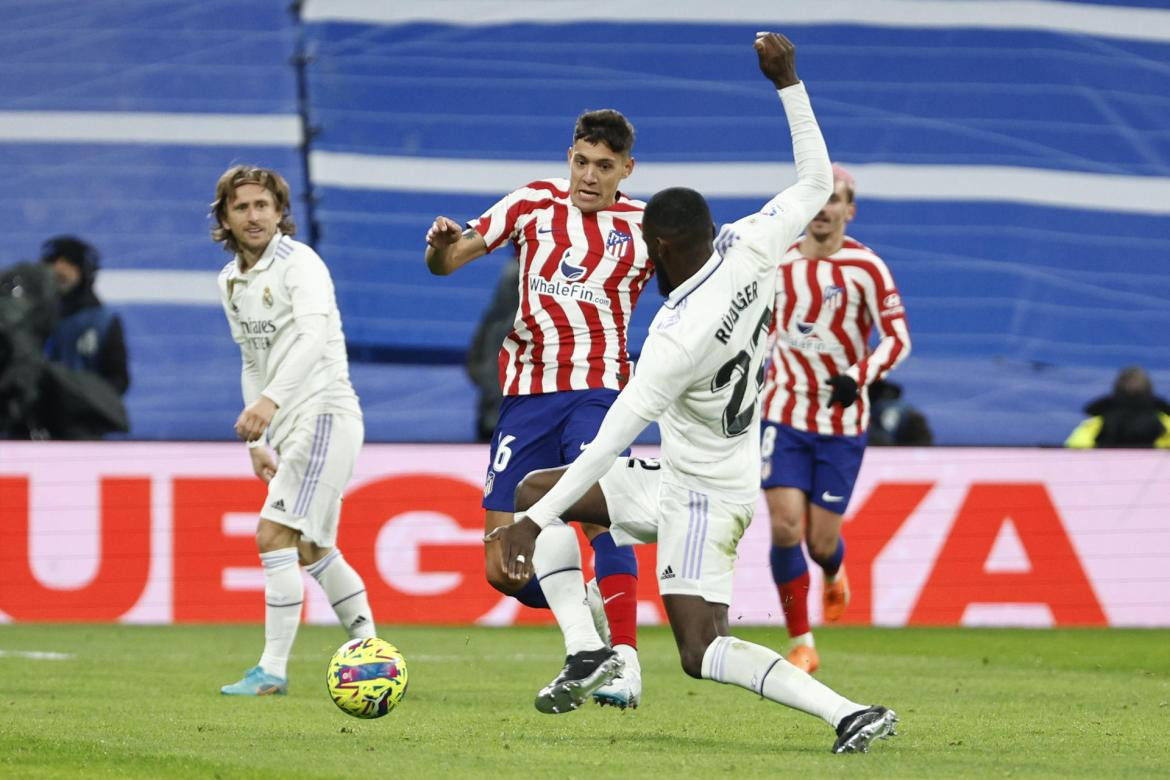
263, 287, 274, 308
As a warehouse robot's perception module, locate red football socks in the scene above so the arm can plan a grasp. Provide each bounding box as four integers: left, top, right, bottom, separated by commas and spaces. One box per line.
778, 570, 811, 638
597, 573, 638, 649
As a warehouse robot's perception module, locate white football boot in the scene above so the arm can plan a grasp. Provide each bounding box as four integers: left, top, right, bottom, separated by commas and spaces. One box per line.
592, 643, 641, 709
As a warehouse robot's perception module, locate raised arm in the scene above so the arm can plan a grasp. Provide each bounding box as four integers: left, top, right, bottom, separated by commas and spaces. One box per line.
755, 32, 799, 91
727, 34, 833, 265
424, 216, 488, 275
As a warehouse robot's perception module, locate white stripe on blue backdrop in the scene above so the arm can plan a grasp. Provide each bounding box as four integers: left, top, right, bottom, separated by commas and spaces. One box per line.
300, 0, 1170, 45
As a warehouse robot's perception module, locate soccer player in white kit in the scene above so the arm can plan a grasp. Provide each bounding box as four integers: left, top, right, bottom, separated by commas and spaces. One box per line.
211, 165, 377, 696
487, 34, 897, 754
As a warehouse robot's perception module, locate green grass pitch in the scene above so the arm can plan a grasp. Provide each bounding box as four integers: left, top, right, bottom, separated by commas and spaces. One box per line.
0, 624, 1166, 778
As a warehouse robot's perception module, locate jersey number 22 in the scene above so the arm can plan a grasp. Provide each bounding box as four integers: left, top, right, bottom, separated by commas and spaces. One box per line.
710, 307, 773, 438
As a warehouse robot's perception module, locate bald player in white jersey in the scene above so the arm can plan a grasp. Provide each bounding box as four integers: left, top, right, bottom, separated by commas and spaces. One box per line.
486, 33, 897, 754
211, 165, 376, 697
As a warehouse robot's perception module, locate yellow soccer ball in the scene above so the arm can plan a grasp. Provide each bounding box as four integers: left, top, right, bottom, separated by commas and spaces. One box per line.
326, 637, 408, 718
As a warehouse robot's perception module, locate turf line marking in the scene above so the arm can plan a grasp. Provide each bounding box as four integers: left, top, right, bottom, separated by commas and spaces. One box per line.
410, 653, 556, 662
0, 649, 76, 661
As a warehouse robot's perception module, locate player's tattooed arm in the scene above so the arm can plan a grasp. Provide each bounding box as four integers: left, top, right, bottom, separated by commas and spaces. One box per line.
424, 216, 488, 275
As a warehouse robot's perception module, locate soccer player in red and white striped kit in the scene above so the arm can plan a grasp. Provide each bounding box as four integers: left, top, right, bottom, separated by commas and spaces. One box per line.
759, 164, 912, 674
424, 113, 652, 707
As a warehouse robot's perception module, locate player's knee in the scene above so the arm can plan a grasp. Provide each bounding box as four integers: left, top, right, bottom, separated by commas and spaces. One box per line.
675, 624, 717, 679
807, 536, 838, 562
255, 518, 300, 553
770, 516, 802, 546
485, 571, 515, 595
254, 524, 284, 553
483, 555, 517, 595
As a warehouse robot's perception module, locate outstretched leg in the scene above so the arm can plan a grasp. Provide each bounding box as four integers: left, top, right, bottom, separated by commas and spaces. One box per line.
662, 594, 896, 754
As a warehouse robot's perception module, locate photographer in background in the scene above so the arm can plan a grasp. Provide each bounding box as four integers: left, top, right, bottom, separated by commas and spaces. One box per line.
0, 237, 129, 439
867, 378, 933, 446
41, 236, 129, 396
0, 261, 57, 438
1066, 366, 1170, 449
465, 259, 519, 442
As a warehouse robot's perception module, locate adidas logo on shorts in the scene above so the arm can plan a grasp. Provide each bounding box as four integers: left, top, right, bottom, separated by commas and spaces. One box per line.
659, 565, 676, 581
269, 499, 286, 512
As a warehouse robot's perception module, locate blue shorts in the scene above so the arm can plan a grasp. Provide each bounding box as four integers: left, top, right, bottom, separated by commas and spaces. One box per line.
760, 422, 867, 514
482, 388, 629, 512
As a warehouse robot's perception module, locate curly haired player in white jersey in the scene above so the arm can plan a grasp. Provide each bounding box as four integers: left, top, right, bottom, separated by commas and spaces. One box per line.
212, 165, 377, 696
759, 162, 912, 675
486, 33, 897, 754
424, 100, 653, 707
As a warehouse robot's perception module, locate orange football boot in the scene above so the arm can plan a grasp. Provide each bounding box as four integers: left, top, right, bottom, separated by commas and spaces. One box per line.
823, 564, 851, 622
786, 644, 820, 674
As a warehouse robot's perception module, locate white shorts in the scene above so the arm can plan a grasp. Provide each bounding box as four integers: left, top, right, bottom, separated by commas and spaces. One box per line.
260, 412, 363, 548
598, 457, 754, 605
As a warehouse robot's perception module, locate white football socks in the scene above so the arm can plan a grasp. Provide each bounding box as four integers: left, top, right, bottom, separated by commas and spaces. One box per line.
614, 643, 641, 678
306, 548, 376, 639
701, 635, 864, 727
791, 632, 815, 648
258, 547, 303, 679
533, 521, 606, 655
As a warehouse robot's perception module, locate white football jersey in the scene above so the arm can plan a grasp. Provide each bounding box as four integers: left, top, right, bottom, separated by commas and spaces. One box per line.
520, 82, 833, 533
620, 84, 831, 502
218, 233, 361, 446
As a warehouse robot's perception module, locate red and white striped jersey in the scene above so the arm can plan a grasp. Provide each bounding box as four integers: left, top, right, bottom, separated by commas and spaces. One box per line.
761, 236, 911, 436
470, 178, 652, 396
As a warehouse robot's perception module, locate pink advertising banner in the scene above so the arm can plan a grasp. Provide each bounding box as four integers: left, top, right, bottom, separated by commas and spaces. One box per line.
2, 443, 1167, 627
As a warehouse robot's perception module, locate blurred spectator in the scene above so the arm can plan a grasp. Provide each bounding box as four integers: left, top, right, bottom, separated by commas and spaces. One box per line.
868, 378, 933, 446
0, 238, 130, 439
41, 236, 129, 395
1065, 366, 1170, 448
0, 261, 58, 437
465, 260, 519, 442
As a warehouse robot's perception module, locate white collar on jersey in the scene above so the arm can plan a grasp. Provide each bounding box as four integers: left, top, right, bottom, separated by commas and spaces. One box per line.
233, 233, 286, 276
663, 250, 722, 310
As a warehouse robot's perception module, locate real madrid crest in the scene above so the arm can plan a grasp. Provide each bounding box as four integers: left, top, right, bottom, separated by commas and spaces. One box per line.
262, 287, 274, 308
